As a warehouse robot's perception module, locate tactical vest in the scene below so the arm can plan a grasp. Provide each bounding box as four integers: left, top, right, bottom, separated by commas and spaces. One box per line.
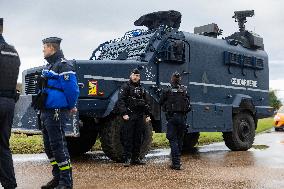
127, 84, 147, 112
163, 85, 190, 112
0, 43, 20, 97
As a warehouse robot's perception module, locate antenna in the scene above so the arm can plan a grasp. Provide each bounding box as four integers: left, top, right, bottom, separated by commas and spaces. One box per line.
232, 10, 254, 32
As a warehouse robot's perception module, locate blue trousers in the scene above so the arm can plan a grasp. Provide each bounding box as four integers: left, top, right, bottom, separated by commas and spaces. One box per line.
41, 109, 72, 187
0, 97, 17, 189
166, 112, 187, 166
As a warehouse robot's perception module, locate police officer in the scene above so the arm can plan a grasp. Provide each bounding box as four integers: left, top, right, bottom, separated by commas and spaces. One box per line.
38, 37, 79, 189
160, 72, 191, 170
0, 18, 20, 189
117, 69, 151, 167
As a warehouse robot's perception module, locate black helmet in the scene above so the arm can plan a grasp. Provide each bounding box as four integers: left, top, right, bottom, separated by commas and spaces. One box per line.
172, 71, 180, 78
171, 71, 181, 84
131, 68, 140, 74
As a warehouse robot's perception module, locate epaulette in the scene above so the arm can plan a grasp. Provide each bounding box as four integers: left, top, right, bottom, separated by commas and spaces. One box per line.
61, 58, 67, 63
62, 59, 75, 67
0, 42, 14, 50
0, 43, 18, 56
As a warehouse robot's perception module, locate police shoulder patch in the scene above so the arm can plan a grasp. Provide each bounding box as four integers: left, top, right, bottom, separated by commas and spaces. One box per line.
64, 74, 70, 80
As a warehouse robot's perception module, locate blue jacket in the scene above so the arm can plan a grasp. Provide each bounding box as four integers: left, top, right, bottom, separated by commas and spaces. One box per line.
42, 50, 79, 109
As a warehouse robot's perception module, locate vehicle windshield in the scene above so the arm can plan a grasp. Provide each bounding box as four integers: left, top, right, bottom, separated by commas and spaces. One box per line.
95, 30, 155, 61
278, 106, 284, 113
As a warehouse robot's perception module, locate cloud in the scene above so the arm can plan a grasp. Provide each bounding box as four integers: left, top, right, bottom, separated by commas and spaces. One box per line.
1, 0, 283, 83
269, 60, 284, 80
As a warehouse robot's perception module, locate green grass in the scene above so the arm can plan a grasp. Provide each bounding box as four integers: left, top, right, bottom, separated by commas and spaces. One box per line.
151, 117, 274, 148
151, 132, 224, 148
151, 132, 169, 148
10, 134, 44, 154
10, 118, 274, 154
255, 117, 274, 133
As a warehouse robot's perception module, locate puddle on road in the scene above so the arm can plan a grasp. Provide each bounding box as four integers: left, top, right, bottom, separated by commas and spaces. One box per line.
13, 154, 48, 163
78, 151, 110, 162
251, 144, 269, 150
146, 149, 170, 157
198, 142, 229, 153
145, 149, 170, 163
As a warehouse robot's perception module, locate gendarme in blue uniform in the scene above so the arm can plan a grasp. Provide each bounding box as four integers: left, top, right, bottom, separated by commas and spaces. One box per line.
40, 37, 79, 189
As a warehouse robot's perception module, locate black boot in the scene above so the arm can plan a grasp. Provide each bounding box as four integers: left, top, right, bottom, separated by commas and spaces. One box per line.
131, 158, 146, 165
4, 186, 16, 189
170, 164, 182, 170
41, 178, 59, 189
55, 185, 72, 189
124, 158, 131, 167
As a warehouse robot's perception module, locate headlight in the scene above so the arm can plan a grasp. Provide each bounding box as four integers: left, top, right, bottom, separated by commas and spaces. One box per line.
274, 115, 281, 121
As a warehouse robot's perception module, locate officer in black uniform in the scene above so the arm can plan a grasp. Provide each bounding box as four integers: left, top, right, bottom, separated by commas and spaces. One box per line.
160, 72, 191, 170
0, 18, 20, 189
37, 37, 79, 189
117, 69, 151, 167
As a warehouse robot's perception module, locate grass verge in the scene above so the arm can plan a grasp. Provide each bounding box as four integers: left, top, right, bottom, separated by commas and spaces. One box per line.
10, 118, 274, 154
151, 117, 274, 148
10, 134, 44, 154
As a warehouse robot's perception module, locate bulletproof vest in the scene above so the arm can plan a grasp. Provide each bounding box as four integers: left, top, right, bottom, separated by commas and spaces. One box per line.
163, 85, 189, 112
0, 43, 20, 94
127, 83, 146, 112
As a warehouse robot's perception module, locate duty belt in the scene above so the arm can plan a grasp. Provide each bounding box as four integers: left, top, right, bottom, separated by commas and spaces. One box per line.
42, 108, 69, 112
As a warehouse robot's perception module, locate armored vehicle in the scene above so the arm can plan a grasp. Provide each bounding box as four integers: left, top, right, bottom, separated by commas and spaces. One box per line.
13, 10, 273, 161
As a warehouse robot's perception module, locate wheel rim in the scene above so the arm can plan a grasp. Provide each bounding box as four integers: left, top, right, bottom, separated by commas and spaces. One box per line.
238, 119, 251, 141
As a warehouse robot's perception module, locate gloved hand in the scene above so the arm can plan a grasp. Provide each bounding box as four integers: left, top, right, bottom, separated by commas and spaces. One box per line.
145, 116, 151, 122
123, 115, 130, 120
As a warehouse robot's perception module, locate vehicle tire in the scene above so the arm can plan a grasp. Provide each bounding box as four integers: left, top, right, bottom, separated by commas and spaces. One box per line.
182, 132, 200, 153
223, 112, 255, 151
100, 116, 153, 162
275, 127, 281, 132
66, 129, 98, 157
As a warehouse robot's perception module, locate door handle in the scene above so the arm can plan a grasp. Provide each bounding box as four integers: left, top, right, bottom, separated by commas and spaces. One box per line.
182, 70, 190, 75
78, 83, 85, 88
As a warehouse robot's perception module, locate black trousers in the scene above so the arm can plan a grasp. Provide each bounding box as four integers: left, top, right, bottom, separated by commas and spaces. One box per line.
0, 97, 17, 189
166, 112, 187, 166
121, 114, 145, 160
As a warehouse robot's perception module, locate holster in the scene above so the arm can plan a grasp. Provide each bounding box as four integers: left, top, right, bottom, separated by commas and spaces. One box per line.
31, 92, 48, 110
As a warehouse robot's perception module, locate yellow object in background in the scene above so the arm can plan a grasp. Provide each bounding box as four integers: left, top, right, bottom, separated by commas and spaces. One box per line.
274, 106, 284, 131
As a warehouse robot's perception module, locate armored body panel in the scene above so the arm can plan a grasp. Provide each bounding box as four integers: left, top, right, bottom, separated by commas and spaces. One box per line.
183, 32, 270, 132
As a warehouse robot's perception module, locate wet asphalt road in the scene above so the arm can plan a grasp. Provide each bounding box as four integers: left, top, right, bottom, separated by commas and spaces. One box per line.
4, 130, 284, 189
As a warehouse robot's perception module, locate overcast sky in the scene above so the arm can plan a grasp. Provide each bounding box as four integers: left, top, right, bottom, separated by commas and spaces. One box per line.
1, 0, 284, 101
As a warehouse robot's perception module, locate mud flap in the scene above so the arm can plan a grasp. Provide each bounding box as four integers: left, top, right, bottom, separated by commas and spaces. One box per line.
12, 95, 80, 137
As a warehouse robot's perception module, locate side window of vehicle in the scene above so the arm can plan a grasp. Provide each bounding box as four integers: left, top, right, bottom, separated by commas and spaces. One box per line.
159, 40, 189, 64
